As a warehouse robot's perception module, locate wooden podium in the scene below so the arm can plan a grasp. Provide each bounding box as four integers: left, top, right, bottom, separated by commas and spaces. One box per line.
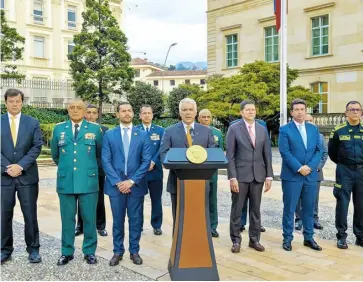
163, 148, 228, 281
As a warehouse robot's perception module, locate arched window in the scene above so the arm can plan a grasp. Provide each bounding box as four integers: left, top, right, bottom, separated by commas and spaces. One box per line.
310, 82, 328, 113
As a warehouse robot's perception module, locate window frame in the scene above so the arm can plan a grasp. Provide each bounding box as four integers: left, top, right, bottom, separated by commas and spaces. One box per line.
200, 79, 206, 85
170, 79, 175, 86
1, 0, 5, 10
33, 1, 44, 23
153, 80, 159, 87
310, 82, 328, 113
67, 40, 75, 56
225, 34, 238, 68
34, 36, 45, 58
67, 6, 77, 29
311, 15, 329, 56
185, 79, 191, 85
264, 26, 279, 63
135, 69, 140, 77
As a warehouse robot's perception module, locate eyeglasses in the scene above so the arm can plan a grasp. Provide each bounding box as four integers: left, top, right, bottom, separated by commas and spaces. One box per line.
346, 109, 362, 113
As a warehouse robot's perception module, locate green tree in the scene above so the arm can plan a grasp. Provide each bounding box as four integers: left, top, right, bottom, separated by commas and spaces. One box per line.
126, 82, 164, 118
0, 10, 25, 81
194, 61, 320, 125
167, 84, 203, 118
69, 0, 134, 120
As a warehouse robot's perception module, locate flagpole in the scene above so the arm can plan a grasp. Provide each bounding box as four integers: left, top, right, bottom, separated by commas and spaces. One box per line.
280, 0, 288, 126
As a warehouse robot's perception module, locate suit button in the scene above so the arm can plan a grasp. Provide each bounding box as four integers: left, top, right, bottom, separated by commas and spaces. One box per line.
74, 151, 77, 154
14, 152, 16, 154
74, 167, 77, 171
74, 159, 76, 162
74, 143, 77, 146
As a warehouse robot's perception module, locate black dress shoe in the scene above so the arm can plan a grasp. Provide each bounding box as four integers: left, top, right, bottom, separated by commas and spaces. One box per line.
355, 238, 363, 247
28, 251, 42, 263
130, 253, 143, 265
240, 226, 245, 233
337, 239, 348, 249
231, 243, 241, 253
282, 242, 292, 251
1, 254, 11, 265
84, 254, 97, 264
303, 239, 322, 251
98, 229, 108, 236
260, 226, 266, 232
153, 228, 162, 236
109, 254, 122, 266
57, 255, 74, 266
211, 230, 219, 238
295, 220, 302, 231
314, 222, 323, 230
249, 241, 265, 252
75, 228, 83, 236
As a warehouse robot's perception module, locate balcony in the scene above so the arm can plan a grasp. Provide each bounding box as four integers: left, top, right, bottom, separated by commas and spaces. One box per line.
31, 57, 49, 68
311, 113, 347, 134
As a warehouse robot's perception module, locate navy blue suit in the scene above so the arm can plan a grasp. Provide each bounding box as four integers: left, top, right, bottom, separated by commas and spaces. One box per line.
102, 125, 151, 255
1, 113, 43, 256
136, 124, 164, 230
278, 121, 322, 243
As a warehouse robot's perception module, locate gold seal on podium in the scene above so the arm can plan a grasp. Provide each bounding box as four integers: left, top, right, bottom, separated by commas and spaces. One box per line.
186, 145, 208, 164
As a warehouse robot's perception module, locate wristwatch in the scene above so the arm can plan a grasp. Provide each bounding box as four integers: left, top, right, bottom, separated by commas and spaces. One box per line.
129, 179, 135, 186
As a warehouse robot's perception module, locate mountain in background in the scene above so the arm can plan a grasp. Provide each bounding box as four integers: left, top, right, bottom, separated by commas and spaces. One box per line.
175, 61, 207, 70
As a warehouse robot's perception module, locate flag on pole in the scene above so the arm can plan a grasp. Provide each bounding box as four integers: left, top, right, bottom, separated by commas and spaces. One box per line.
274, 0, 281, 31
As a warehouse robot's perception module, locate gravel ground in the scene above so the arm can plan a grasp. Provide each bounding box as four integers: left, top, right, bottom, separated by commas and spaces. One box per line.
0, 221, 151, 281
154, 184, 356, 245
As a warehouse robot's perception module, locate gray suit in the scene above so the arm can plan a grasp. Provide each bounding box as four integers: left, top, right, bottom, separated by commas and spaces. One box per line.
226, 120, 273, 244
295, 133, 328, 221
160, 122, 216, 228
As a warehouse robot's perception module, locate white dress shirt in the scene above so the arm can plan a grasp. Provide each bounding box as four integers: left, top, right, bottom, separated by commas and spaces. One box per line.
71, 120, 83, 135
293, 120, 308, 172
182, 121, 195, 134
8, 112, 21, 138
143, 124, 151, 132
120, 123, 133, 142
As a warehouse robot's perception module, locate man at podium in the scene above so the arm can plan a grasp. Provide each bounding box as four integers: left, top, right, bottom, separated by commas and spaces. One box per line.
160, 98, 216, 231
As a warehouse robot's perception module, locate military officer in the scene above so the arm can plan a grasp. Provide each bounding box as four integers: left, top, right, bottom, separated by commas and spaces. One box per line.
136, 105, 164, 235
75, 104, 108, 237
328, 100, 363, 249
198, 109, 224, 237
51, 99, 102, 265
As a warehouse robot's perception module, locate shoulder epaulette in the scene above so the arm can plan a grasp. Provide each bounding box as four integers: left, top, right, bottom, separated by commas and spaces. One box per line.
334, 122, 347, 131
56, 121, 66, 125
88, 121, 99, 125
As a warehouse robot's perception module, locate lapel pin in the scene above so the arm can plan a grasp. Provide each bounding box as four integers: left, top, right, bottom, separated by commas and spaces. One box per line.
65, 125, 69, 128
85, 125, 88, 129
134, 132, 137, 136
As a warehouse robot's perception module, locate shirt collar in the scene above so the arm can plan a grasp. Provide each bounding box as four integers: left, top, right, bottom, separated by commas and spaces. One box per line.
71, 120, 83, 128
243, 119, 255, 128
120, 123, 132, 130
182, 121, 194, 129
293, 119, 305, 127
143, 123, 151, 130
8, 112, 21, 120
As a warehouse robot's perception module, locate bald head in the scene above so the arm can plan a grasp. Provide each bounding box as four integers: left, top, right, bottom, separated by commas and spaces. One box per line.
305, 114, 314, 124
198, 109, 212, 126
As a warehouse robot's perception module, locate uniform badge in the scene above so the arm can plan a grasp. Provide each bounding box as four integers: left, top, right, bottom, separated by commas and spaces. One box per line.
85, 133, 95, 140
134, 132, 138, 136
150, 133, 160, 140
87, 146, 91, 155
214, 135, 219, 143
61, 149, 65, 153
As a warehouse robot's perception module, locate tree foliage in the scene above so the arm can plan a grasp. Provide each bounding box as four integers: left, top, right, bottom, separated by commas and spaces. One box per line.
69, 0, 134, 120
126, 82, 164, 118
193, 61, 320, 125
167, 84, 202, 118
0, 10, 25, 81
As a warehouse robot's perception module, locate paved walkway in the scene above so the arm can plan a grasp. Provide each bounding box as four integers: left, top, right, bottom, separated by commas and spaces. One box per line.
4, 164, 362, 281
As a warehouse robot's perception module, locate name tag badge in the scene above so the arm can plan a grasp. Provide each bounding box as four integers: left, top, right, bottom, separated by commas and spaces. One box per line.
150, 133, 160, 141
339, 135, 351, 141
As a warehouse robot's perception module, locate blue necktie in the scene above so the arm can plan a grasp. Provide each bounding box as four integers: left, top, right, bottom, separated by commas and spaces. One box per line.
146, 127, 150, 135
298, 124, 307, 149
122, 128, 130, 175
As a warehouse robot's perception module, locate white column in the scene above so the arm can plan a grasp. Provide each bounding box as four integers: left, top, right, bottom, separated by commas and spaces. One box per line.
279, 0, 288, 126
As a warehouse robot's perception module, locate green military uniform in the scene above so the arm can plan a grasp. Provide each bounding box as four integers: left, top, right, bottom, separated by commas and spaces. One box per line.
209, 126, 224, 231
51, 119, 102, 256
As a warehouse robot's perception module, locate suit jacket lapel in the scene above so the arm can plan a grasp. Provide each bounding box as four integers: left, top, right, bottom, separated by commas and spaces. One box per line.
2, 115, 13, 147
178, 122, 189, 147
16, 115, 27, 148
63, 120, 73, 142
240, 121, 254, 148
114, 126, 125, 158
128, 127, 140, 158
291, 122, 307, 150
75, 119, 87, 142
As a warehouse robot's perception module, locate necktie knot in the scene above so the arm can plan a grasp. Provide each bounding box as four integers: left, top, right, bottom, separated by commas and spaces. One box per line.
11, 116, 16, 121
74, 124, 79, 129
123, 127, 128, 132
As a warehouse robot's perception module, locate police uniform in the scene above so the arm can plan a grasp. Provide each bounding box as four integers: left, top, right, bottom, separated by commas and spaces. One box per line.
328, 121, 363, 245
210, 126, 224, 232
51, 119, 102, 256
136, 123, 165, 231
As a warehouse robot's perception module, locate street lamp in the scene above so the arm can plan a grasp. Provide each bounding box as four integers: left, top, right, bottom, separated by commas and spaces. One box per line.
162, 43, 177, 93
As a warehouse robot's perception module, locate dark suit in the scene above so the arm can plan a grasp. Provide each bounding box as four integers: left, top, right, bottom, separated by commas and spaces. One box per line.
136, 124, 164, 230
295, 133, 328, 222
159, 122, 215, 229
102, 126, 151, 255
76, 125, 109, 232
278, 121, 322, 244
1, 113, 43, 256
226, 120, 273, 244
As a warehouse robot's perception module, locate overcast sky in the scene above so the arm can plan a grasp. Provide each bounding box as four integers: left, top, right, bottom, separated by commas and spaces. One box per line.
123, 0, 207, 65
